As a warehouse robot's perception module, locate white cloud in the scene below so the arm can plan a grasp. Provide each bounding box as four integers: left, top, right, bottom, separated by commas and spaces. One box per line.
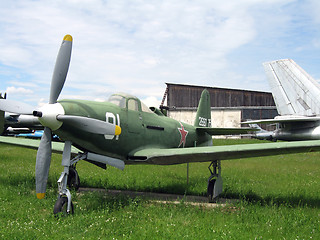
141, 96, 161, 108
6, 86, 33, 95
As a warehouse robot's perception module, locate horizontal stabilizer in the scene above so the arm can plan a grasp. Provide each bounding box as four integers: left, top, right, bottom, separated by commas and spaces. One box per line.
196, 127, 258, 135
242, 116, 320, 125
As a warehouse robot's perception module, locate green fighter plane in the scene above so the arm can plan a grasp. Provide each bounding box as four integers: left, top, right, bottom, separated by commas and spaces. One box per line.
1, 35, 320, 215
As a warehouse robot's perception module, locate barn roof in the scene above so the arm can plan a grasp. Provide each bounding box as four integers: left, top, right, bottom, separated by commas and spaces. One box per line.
163, 83, 276, 108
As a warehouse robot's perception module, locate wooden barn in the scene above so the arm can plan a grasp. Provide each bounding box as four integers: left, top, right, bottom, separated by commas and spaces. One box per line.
160, 83, 278, 129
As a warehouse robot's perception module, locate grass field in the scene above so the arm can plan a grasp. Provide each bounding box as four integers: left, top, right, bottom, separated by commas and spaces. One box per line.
0, 139, 320, 239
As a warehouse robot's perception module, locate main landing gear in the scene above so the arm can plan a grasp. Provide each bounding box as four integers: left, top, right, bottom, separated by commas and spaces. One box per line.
53, 141, 84, 216
207, 160, 223, 202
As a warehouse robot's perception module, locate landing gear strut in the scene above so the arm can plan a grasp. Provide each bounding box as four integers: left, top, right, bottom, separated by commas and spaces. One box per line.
53, 141, 74, 216
207, 160, 223, 202
54, 169, 73, 216
53, 142, 87, 216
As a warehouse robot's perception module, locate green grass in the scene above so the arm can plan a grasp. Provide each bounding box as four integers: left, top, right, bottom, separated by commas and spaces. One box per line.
0, 139, 320, 239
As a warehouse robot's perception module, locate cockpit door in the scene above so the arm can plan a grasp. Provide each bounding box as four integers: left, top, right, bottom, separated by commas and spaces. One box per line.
127, 98, 143, 134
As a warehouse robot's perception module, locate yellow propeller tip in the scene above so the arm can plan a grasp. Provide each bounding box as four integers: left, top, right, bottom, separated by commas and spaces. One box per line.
36, 193, 45, 199
63, 34, 73, 42
115, 125, 121, 135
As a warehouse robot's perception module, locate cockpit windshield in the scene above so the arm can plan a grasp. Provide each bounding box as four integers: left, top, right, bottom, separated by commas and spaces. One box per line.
108, 93, 152, 113
108, 94, 126, 108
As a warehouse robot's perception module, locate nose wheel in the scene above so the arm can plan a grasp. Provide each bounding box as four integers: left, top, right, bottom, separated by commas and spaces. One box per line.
53, 195, 74, 216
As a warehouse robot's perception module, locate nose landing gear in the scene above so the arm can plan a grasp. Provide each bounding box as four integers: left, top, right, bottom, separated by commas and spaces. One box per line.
53, 141, 84, 216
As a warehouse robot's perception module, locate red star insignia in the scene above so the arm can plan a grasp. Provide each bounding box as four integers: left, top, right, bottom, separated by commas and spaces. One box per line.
178, 122, 188, 148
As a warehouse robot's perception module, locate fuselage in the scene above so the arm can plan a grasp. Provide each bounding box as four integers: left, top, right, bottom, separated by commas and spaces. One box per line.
4, 113, 42, 131
273, 125, 320, 141
54, 95, 211, 162
264, 121, 320, 141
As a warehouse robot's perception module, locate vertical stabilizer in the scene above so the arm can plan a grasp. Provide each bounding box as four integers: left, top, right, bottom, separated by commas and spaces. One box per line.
194, 89, 211, 127
263, 59, 320, 116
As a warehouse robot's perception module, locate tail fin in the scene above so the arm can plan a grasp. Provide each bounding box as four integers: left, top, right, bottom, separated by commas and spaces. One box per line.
248, 123, 266, 133
194, 89, 211, 127
263, 59, 320, 116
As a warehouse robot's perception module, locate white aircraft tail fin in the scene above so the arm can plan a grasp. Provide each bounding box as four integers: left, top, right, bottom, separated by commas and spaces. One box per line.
248, 123, 266, 133
263, 59, 320, 116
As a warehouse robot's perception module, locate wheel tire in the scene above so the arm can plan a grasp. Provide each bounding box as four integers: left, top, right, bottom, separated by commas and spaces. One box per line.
53, 196, 74, 217
67, 167, 80, 190
207, 179, 216, 203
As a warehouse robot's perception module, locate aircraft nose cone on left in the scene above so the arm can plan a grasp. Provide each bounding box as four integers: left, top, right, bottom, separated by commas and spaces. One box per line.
33, 103, 65, 130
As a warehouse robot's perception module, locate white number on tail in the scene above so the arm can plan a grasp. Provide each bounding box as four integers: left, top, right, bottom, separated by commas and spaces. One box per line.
198, 117, 211, 127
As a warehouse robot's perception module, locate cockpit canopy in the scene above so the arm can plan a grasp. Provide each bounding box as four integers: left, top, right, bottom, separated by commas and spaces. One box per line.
108, 93, 152, 113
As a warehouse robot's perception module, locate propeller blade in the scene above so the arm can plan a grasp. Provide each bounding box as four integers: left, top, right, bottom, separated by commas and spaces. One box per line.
56, 115, 121, 135
35, 127, 52, 199
0, 99, 34, 115
49, 35, 73, 104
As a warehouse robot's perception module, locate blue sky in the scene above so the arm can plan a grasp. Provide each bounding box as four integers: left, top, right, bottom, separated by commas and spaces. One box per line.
1, 0, 320, 107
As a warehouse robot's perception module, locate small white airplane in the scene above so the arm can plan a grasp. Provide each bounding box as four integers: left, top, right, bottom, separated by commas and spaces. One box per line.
2, 113, 42, 134
243, 59, 320, 141
0, 93, 42, 135
247, 123, 275, 141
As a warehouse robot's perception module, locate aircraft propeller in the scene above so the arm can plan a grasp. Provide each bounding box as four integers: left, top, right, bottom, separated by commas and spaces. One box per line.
0, 35, 121, 199
35, 34, 73, 199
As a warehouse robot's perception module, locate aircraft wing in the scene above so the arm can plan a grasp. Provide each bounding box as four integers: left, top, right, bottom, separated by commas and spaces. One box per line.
3, 136, 320, 167
129, 140, 320, 165
242, 116, 320, 125
196, 127, 258, 135
0, 136, 79, 154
